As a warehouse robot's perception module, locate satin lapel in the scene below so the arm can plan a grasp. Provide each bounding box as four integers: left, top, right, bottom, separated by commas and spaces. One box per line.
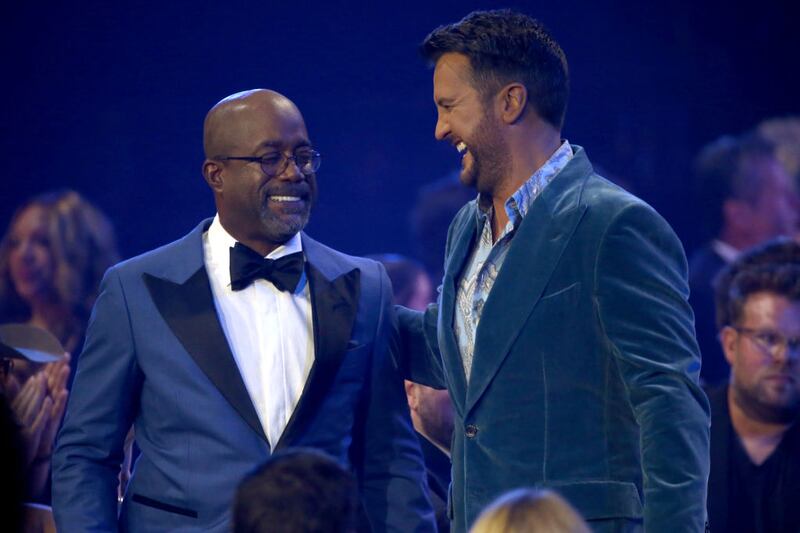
143, 268, 267, 443
438, 212, 478, 417
465, 202, 587, 415
274, 262, 359, 450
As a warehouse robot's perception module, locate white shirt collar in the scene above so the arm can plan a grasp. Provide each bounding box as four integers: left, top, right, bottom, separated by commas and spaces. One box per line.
711, 239, 739, 264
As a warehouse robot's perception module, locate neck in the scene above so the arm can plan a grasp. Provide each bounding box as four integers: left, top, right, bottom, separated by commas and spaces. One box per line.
728, 387, 791, 465
489, 125, 561, 241
218, 214, 284, 257
29, 299, 71, 340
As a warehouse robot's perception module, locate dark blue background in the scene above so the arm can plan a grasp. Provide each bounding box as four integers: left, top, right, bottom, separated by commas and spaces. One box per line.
3, 0, 797, 261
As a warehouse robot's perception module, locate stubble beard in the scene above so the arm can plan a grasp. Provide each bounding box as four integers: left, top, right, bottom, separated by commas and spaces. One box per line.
257, 201, 311, 244
461, 110, 510, 197
732, 374, 800, 425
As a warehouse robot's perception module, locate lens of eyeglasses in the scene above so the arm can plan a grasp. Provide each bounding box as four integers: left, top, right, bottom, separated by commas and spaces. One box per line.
261, 151, 321, 176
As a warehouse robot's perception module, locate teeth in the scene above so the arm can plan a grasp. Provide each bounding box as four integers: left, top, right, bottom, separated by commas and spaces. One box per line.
270, 196, 301, 202
456, 141, 467, 154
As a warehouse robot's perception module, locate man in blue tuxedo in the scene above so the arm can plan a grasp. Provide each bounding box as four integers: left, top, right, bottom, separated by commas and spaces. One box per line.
398, 10, 710, 533
52, 89, 435, 532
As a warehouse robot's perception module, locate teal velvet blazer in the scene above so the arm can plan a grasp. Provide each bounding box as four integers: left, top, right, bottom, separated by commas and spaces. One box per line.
401, 146, 710, 533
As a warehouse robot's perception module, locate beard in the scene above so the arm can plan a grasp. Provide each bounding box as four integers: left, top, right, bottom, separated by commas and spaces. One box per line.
732, 374, 800, 425
256, 176, 317, 244
459, 108, 510, 196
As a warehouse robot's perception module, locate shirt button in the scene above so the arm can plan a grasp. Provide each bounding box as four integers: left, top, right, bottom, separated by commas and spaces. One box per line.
465, 424, 479, 438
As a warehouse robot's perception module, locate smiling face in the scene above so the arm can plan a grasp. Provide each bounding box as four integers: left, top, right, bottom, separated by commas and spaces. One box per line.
722, 291, 800, 424
7, 205, 56, 307
433, 53, 510, 196
204, 91, 318, 253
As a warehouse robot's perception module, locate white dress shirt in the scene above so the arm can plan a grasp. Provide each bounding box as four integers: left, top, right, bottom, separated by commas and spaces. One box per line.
202, 215, 314, 449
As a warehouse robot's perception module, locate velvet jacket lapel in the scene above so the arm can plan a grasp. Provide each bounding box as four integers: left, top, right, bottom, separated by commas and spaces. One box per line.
441, 149, 593, 416
438, 212, 478, 418
143, 221, 359, 450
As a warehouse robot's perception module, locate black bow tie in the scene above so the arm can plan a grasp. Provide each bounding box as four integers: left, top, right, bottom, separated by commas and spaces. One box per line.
229, 243, 304, 293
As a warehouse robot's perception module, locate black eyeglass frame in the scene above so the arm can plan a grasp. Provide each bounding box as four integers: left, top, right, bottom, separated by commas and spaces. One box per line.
731, 326, 800, 358
216, 149, 321, 177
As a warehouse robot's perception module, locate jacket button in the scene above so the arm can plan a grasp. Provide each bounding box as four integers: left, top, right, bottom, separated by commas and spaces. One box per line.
465, 424, 478, 438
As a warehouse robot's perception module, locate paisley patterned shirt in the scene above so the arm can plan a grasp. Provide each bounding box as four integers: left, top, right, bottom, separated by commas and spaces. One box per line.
455, 141, 574, 380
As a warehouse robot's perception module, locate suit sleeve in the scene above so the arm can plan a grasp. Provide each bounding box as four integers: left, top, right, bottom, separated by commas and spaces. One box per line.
52, 267, 142, 532
395, 303, 447, 389
357, 263, 436, 532
595, 203, 710, 532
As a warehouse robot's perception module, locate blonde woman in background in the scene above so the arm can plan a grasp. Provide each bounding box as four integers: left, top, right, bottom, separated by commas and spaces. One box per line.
470, 489, 591, 533
0, 189, 120, 504
0, 189, 120, 360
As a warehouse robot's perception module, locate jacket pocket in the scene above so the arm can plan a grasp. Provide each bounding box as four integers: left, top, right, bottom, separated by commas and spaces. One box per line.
131, 493, 198, 518
545, 480, 642, 520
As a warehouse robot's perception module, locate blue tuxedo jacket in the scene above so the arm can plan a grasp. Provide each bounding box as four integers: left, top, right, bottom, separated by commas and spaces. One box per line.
401, 147, 710, 533
53, 219, 435, 532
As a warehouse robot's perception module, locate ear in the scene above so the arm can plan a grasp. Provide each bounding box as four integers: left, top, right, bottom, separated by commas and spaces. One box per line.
498, 82, 527, 124
202, 159, 224, 193
404, 380, 418, 411
720, 326, 739, 367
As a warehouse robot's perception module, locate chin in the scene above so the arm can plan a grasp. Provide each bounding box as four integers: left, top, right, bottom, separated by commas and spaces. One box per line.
260, 213, 310, 243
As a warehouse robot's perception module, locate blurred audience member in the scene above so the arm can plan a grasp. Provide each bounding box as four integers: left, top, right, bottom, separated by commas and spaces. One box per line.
0, 190, 118, 504
690, 134, 799, 385
1, 325, 69, 503
758, 116, 800, 184
0, 189, 120, 368
707, 238, 800, 532
233, 448, 358, 533
410, 171, 474, 282
469, 488, 590, 533
371, 253, 454, 532
374, 253, 434, 312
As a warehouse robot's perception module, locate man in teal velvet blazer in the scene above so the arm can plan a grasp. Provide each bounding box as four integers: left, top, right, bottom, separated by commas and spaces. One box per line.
399, 10, 711, 533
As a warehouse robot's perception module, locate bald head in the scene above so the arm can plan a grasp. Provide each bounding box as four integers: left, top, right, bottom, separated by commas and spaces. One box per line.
203, 89, 303, 159
201, 88, 317, 257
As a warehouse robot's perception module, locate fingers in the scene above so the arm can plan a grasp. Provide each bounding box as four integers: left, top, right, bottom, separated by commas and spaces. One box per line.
38, 390, 67, 457
12, 373, 47, 426
22, 395, 52, 466
44, 357, 71, 394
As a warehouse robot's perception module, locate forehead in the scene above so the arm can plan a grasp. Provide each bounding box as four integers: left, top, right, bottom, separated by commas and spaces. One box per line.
433, 53, 478, 98
12, 205, 48, 234
744, 155, 792, 189
741, 291, 800, 331
232, 100, 310, 152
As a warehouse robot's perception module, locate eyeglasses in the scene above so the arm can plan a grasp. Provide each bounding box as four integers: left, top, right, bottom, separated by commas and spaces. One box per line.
217, 149, 321, 177
732, 326, 800, 358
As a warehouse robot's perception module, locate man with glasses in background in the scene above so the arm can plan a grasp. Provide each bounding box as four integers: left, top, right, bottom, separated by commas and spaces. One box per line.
52, 89, 435, 532
707, 237, 800, 532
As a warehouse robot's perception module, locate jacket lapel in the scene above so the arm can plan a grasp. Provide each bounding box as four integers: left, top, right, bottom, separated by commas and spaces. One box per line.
438, 209, 479, 416
144, 266, 268, 443
464, 150, 593, 415
465, 203, 585, 413
274, 235, 360, 450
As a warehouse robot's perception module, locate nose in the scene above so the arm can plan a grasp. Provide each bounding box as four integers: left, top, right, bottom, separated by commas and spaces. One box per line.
434, 114, 450, 141
277, 156, 304, 181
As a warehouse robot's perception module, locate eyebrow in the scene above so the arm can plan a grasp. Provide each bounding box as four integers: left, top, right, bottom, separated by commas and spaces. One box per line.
257, 140, 312, 151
